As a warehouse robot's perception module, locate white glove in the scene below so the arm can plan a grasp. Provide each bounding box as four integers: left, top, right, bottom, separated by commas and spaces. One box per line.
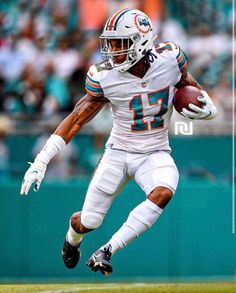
20, 161, 47, 195
20, 134, 66, 195
181, 90, 218, 120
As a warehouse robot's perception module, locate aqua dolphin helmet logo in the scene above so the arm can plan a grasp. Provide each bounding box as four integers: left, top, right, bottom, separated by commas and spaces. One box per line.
134, 15, 151, 33
138, 18, 150, 27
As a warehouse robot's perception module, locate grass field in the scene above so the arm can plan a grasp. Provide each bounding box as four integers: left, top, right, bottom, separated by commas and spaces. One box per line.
0, 283, 235, 293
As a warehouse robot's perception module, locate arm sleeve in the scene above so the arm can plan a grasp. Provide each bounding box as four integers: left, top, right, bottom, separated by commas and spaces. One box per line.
85, 65, 104, 97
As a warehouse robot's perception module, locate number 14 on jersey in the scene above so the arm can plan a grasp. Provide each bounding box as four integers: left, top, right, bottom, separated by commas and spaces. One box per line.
129, 86, 169, 132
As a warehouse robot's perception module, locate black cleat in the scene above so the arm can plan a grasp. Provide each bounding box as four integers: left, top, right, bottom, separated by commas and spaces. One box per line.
86, 244, 113, 276
62, 239, 81, 269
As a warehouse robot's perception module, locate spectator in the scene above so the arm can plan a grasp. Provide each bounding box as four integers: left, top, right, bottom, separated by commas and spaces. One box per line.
0, 0, 232, 136
51, 36, 82, 80
0, 115, 12, 181
0, 35, 27, 82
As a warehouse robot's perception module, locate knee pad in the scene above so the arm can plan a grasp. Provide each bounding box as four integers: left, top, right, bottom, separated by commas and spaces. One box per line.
81, 210, 104, 229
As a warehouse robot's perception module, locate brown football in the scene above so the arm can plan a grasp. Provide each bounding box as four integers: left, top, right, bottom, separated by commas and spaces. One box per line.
174, 86, 204, 114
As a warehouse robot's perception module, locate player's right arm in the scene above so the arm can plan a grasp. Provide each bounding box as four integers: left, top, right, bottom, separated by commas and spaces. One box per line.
54, 94, 108, 143
20, 93, 108, 195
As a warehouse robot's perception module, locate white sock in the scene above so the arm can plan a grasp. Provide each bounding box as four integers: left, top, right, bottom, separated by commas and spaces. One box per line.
101, 199, 163, 254
66, 221, 83, 246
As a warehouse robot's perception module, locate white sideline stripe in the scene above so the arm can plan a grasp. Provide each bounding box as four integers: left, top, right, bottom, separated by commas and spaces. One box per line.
36, 283, 154, 293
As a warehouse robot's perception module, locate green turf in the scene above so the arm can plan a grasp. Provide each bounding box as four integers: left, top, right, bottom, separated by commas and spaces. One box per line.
0, 283, 236, 293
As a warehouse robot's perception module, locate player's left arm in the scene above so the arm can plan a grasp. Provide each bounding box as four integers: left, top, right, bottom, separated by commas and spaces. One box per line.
175, 68, 218, 120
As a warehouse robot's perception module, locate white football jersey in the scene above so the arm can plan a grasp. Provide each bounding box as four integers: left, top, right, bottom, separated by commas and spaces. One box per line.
85, 42, 188, 153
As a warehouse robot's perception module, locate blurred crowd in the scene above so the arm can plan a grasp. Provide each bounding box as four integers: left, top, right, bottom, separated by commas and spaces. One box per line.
0, 0, 233, 124
0, 0, 234, 180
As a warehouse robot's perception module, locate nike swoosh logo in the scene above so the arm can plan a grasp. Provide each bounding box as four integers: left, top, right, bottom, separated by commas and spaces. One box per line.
204, 111, 212, 118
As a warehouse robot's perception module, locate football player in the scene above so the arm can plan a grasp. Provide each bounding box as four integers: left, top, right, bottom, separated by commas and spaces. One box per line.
20, 9, 217, 276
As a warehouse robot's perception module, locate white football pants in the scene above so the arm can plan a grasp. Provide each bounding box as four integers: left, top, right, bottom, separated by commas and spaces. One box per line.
81, 148, 179, 229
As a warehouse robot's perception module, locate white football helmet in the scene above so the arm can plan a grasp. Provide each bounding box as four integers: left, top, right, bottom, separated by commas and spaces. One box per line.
100, 8, 157, 72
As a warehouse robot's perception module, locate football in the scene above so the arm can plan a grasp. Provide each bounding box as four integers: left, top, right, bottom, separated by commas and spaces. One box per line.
174, 86, 204, 114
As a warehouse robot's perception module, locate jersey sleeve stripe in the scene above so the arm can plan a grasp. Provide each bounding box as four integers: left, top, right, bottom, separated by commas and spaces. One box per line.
178, 55, 188, 71
176, 48, 181, 59
87, 74, 100, 85
85, 82, 104, 95
176, 48, 188, 71
177, 53, 184, 63
85, 88, 104, 97
86, 76, 102, 89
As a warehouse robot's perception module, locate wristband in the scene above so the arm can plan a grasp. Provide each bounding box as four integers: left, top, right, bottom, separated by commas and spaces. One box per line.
35, 134, 66, 165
